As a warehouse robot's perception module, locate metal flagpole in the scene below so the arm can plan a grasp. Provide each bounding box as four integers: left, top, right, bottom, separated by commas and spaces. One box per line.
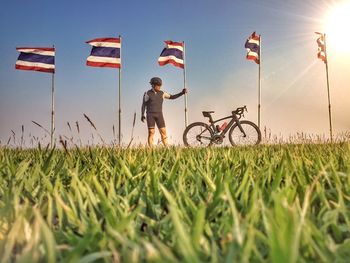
324, 34, 333, 142
50, 45, 55, 148
258, 35, 262, 129
183, 41, 188, 127
118, 35, 122, 146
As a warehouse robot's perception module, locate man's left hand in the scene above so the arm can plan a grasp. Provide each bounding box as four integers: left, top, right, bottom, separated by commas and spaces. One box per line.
182, 88, 188, 94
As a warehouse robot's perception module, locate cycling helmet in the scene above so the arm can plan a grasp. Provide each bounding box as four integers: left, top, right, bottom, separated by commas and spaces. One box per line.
150, 77, 162, 86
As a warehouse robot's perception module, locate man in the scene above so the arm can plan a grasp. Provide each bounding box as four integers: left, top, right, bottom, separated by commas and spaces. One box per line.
141, 77, 187, 146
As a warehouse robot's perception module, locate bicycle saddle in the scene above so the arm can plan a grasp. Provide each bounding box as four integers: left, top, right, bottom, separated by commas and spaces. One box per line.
202, 111, 214, 118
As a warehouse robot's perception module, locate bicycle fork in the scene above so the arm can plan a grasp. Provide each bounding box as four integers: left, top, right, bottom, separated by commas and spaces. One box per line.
232, 114, 247, 137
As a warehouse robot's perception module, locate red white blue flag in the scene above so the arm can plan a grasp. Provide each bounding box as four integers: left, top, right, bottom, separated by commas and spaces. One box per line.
245, 32, 260, 64
158, 40, 184, 69
315, 32, 326, 63
15, 47, 55, 73
86, 38, 121, 68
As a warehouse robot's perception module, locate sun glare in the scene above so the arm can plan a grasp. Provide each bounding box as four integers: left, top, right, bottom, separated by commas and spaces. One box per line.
325, 1, 350, 53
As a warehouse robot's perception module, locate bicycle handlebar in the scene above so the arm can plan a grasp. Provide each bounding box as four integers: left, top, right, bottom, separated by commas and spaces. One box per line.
232, 106, 247, 116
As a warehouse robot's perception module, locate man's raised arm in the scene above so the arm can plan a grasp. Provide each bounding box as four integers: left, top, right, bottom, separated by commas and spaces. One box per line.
164, 89, 187, 100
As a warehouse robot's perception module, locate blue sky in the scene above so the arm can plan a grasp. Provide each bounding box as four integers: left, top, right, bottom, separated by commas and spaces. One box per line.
1, 0, 349, 146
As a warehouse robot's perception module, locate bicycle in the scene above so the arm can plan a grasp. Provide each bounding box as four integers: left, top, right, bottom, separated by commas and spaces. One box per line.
183, 106, 261, 147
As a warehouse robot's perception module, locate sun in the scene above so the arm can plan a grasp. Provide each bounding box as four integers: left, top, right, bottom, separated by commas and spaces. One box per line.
325, 1, 350, 53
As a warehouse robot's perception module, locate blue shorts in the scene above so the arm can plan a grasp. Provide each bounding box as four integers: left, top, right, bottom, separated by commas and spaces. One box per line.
146, 112, 166, 129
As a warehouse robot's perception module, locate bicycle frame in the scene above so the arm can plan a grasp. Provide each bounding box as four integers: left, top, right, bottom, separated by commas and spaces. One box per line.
207, 112, 246, 138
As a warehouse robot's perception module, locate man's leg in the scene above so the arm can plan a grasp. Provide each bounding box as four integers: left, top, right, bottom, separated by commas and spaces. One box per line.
155, 113, 168, 146
148, 128, 155, 146
146, 114, 156, 147
159, 127, 168, 146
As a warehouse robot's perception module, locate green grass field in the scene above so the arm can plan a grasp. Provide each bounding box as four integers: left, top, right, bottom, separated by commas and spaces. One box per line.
0, 143, 350, 262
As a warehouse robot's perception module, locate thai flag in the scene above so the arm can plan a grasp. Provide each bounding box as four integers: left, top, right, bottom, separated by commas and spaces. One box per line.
315, 32, 326, 63
245, 32, 260, 64
158, 40, 184, 69
86, 38, 121, 68
15, 47, 55, 73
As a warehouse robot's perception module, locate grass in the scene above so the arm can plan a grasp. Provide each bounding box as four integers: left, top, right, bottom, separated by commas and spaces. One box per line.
0, 143, 349, 262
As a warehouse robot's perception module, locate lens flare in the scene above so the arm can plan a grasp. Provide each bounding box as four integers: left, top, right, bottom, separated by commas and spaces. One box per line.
325, 1, 350, 53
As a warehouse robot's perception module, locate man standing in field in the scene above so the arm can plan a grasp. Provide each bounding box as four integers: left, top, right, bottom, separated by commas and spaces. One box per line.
141, 77, 187, 146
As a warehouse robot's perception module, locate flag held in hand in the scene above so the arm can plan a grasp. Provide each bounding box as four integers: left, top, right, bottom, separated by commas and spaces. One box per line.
158, 40, 184, 69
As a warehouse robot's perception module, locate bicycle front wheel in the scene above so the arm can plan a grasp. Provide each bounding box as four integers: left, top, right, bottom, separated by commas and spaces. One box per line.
228, 120, 261, 146
183, 122, 214, 147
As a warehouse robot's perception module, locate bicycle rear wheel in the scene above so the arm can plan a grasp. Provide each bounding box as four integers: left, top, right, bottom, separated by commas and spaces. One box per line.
183, 122, 213, 147
228, 120, 261, 146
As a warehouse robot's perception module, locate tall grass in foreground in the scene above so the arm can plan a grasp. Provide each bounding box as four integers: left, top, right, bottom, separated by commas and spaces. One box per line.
0, 144, 349, 262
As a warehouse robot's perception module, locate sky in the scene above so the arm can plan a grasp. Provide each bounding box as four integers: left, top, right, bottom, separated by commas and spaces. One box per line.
0, 0, 349, 147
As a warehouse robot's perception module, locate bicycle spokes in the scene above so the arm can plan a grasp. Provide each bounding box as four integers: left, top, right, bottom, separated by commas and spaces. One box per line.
183, 123, 213, 147
230, 121, 261, 146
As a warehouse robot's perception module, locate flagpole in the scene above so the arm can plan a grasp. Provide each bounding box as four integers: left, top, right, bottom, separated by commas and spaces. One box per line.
183, 41, 188, 127
324, 34, 333, 142
51, 45, 55, 148
118, 35, 122, 146
258, 35, 262, 129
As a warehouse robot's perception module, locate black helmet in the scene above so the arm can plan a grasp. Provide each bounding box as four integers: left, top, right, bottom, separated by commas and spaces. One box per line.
150, 77, 162, 86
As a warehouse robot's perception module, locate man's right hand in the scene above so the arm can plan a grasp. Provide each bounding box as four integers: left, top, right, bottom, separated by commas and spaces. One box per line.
141, 115, 146, 122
